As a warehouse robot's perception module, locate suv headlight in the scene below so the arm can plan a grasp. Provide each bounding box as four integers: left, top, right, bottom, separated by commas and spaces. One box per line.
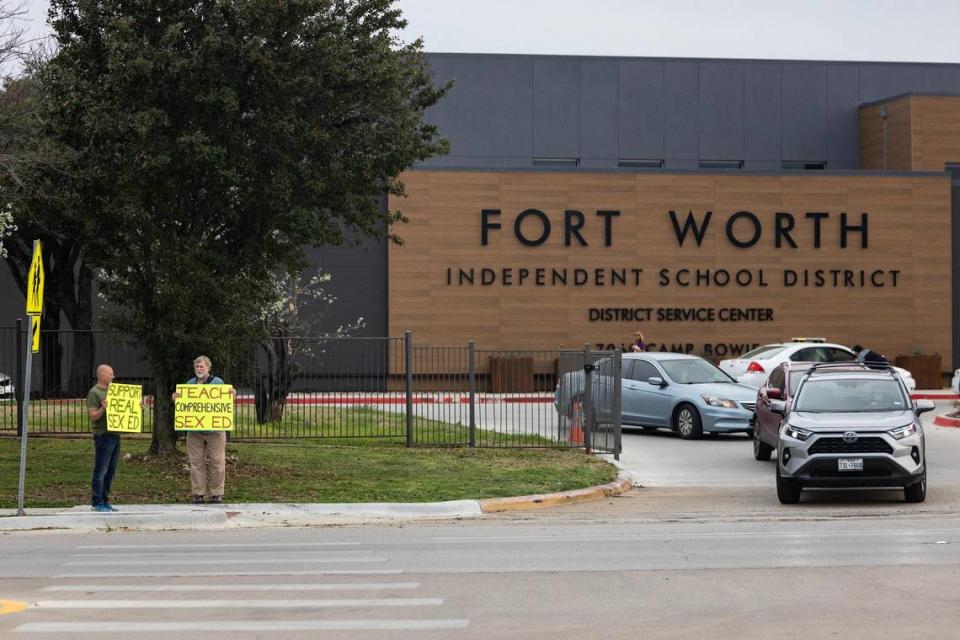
889, 424, 917, 440
784, 425, 812, 441
701, 395, 738, 409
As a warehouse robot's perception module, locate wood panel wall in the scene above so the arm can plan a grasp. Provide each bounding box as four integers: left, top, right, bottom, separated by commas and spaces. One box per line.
911, 96, 960, 171
388, 171, 952, 370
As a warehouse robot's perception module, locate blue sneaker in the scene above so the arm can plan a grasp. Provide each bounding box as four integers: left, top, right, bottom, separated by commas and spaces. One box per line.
105, 504, 119, 512
92, 504, 112, 513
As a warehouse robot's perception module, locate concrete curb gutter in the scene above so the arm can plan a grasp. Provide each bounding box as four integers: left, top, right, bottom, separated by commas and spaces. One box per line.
933, 414, 960, 428
0, 475, 632, 531
478, 472, 633, 513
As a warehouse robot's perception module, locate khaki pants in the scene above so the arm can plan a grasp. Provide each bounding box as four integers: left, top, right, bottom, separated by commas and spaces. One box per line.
186, 432, 226, 497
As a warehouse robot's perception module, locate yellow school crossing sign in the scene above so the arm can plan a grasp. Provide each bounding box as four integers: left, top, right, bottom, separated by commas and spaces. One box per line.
30, 316, 40, 353
25, 240, 44, 316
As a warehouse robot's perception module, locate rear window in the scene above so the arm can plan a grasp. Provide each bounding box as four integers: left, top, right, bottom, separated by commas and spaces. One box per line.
794, 378, 907, 413
741, 345, 787, 360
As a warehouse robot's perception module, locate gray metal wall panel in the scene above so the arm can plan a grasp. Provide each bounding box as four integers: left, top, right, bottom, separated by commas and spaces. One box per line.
781, 63, 827, 162
744, 63, 781, 162
580, 59, 619, 161
533, 59, 580, 158
855, 64, 960, 104
421, 56, 533, 161
663, 61, 699, 163
618, 60, 664, 160
826, 64, 860, 164
698, 61, 744, 160
307, 237, 388, 338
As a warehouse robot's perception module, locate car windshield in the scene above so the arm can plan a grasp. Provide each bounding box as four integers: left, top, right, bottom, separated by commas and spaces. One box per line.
660, 359, 734, 384
788, 370, 808, 393
740, 345, 787, 360
794, 378, 907, 413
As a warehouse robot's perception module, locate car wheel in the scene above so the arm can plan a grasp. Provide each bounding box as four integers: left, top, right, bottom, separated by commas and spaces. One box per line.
674, 404, 702, 440
904, 469, 927, 503
776, 465, 802, 504
753, 424, 773, 461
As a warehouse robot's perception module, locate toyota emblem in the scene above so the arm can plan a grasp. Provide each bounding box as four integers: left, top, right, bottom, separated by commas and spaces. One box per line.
842, 431, 858, 443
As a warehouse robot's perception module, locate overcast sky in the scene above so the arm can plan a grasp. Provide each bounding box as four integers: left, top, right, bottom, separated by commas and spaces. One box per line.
17, 0, 960, 64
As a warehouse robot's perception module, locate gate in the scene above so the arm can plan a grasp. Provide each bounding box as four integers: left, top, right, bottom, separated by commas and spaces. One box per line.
555, 346, 622, 458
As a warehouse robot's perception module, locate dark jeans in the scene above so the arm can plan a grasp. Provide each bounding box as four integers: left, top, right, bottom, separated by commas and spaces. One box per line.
92, 433, 121, 507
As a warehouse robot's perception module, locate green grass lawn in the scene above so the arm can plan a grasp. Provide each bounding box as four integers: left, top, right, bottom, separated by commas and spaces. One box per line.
0, 436, 617, 508
0, 400, 554, 446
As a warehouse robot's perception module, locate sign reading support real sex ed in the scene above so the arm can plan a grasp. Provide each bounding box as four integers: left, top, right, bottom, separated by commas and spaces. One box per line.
106, 383, 143, 433
174, 384, 235, 431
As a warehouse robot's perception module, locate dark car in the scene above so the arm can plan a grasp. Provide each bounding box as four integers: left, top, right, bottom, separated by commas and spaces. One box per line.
752, 362, 814, 461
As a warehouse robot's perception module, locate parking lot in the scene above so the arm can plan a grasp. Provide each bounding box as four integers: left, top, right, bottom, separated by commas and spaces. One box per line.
617, 399, 960, 493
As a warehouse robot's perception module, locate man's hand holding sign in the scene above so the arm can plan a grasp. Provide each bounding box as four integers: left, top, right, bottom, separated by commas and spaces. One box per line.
174, 384, 236, 431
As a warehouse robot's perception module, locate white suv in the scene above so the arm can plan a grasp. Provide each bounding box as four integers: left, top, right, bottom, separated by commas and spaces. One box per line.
720, 341, 916, 392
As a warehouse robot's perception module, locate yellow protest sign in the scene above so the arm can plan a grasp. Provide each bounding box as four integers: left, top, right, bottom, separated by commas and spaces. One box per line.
26, 240, 44, 315
174, 384, 234, 431
30, 316, 40, 353
106, 383, 143, 433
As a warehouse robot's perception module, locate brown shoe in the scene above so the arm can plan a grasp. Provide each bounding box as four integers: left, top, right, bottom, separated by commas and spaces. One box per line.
209, 496, 223, 504
192, 495, 204, 504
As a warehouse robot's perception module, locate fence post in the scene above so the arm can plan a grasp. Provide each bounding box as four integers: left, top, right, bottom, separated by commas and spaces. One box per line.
613, 350, 622, 461
468, 340, 476, 447
582, 343, 592, 454
405, 330, 413, 448
15, 318, 23, 437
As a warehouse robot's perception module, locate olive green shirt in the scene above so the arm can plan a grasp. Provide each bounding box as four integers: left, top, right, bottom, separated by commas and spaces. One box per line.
87, 385, 108, 436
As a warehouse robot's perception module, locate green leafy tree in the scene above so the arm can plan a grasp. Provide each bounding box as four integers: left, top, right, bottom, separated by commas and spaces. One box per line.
43, 0, 449, 453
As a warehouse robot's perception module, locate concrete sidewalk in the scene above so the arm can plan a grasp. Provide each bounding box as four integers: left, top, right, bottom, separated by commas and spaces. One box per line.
0, 471, 634, 532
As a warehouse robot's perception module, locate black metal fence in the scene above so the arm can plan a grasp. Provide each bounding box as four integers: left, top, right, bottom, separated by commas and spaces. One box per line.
0, 325, 620, 456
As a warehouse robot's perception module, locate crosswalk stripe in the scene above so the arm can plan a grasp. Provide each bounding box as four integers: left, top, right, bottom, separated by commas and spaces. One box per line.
53, 569, 403, 578
64, 557, 386, 566
15, 620, 470, 632
69, 551, 370, 558
42, 582, 420, 592
75, 542, 361, 550
34, 599, 443, 609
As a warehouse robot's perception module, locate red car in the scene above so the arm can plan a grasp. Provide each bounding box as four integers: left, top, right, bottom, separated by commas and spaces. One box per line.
752, 362, 814, 461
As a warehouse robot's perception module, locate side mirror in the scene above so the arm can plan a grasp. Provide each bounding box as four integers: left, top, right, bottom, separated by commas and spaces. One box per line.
647, 376, 667, 387
766, 388, 782, 400
915, 399, 936, 415
770, 400, 786, 416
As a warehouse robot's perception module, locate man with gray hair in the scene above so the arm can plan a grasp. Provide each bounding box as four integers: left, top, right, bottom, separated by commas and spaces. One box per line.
176, 355, 229, 504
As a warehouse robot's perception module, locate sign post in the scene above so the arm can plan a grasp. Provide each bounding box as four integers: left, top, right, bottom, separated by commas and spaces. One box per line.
17, 240, 43, 516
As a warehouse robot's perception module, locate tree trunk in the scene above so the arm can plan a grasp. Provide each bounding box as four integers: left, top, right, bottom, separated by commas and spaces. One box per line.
150, 369, 177, 455
67, 264, 95, 395
38, 302, 62, 397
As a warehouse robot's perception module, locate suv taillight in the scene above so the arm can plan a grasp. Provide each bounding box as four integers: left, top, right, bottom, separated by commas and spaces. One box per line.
746, 361, 765, 373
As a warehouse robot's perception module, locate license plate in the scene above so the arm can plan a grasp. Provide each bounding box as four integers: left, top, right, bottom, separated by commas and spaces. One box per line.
838, 458, 864, 472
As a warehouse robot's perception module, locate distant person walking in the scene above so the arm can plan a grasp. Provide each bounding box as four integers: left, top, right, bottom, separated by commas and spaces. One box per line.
173, 355, 232, 504
852, 344, 889, 368
87, 363, 120, 513
630, 330, 648, 352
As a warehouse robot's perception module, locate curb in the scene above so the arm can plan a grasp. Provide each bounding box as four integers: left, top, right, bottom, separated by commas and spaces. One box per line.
933, 414, 960, 428
0, 474, 635, 530
478, 472, 633, 513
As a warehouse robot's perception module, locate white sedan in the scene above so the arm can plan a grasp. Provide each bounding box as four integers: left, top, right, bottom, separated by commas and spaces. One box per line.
719, 342, 916, 392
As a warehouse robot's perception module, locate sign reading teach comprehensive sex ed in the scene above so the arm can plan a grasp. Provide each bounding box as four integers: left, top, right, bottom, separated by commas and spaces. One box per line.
106, 383, 143, 433
174, 384, 235, 431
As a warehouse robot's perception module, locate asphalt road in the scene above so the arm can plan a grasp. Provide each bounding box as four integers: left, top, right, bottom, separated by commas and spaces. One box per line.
3, 509, 960, 639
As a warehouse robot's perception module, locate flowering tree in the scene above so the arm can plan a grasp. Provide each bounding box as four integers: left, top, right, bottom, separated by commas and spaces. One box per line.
256, 270, 364, 423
